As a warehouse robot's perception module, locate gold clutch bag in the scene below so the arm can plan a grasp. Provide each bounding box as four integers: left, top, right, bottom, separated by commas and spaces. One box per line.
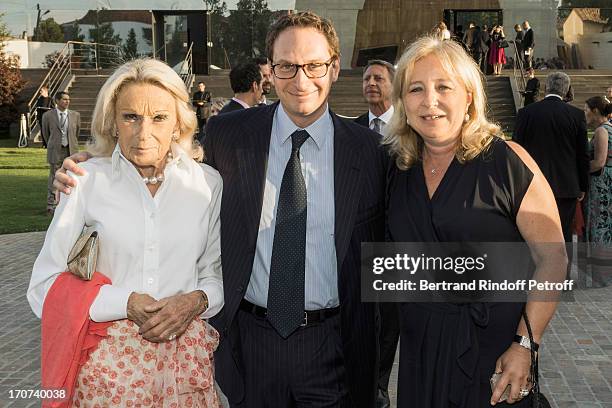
67, 226, 99, 280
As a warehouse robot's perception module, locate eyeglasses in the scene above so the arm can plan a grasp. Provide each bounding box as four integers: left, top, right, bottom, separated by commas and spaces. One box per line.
271, 58, 336, 79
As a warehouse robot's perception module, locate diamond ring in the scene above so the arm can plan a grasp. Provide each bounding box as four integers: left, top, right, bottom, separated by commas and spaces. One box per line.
519, 388, 530, 398
167, 333, 176, 341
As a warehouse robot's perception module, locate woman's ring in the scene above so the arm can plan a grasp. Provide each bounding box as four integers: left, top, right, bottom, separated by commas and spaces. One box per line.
519, 388, 530, 398
167, 334, 176, 341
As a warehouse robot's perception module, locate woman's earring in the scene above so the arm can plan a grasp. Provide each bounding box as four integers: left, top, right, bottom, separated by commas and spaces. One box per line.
172, 132, 179, 141
114, 130, 119, 138
464, 113, 470, 123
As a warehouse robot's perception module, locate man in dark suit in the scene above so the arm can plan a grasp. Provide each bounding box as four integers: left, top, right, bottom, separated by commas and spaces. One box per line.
355, 59, 396, 408
192, 81, 211, 136
218, 61, 264, 115
355, 60, 394, 138
471, 26, 489, 73
254, 56, 274, 105
42, 91, 80, 215
522, 20, 535, 69
205, 11, 386, 408
520, 67, 540, 106
513, 72, 588, 246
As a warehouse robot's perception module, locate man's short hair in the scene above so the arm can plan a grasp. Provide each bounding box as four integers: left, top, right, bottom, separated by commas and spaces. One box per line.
55, 91, 69, 101
363, 59, 396, 79
198, 81, 205, 86
546, 72, 570, 97
229, 62, 262, 94
265, 11, 340, 62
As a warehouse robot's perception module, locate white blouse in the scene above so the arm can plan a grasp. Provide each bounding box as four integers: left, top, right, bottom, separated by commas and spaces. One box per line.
28, 144, 224, 322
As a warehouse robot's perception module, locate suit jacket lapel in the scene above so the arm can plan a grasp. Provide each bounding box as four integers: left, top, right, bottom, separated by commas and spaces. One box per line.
236, 104, 276, 249
332, 112, 363, 270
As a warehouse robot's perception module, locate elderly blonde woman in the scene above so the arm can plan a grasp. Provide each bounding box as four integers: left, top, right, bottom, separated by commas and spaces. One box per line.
28, 58, 223, 406
383, 37, 565, 407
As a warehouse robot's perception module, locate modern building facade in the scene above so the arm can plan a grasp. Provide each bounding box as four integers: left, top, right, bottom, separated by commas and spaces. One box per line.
3, 0, 611, 71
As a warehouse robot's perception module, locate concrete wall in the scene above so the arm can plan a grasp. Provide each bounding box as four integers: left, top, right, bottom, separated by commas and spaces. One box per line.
295, 0, 366, 69
3, 40, 65, 68
500, 0, 558, 60
577, 31, 612, 69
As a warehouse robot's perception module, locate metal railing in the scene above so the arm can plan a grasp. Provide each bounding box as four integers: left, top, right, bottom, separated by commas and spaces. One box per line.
511, 40, 527, 97
178, 42, 194, 91
26, 41, 124, 140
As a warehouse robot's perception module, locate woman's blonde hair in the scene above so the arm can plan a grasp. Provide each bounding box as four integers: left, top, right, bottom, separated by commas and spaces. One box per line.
383, 36, 503, 170
88, 58, 198, 158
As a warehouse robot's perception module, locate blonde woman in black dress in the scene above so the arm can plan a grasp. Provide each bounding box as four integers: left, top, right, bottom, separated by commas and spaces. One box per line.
383, 36, 566, 407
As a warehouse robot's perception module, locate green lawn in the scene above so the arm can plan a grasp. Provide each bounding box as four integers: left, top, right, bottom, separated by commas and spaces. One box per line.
0, 138, 52, 234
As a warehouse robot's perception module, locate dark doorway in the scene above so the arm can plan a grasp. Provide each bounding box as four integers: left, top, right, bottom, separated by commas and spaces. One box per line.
443, 9, 503, 35
152, 11, 208, 75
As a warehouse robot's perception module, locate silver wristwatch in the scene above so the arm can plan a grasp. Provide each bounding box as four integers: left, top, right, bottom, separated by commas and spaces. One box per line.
514, 335, 539, 352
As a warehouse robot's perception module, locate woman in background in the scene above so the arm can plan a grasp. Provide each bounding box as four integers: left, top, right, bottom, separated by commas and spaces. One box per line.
584, 96, 612, 286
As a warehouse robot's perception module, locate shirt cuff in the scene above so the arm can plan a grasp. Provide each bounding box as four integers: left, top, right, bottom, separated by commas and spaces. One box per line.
197, 282, 223, 319
89, 285, 133, 322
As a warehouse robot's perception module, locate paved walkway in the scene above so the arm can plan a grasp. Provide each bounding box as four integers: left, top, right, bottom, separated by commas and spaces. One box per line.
0, 232, 610, 407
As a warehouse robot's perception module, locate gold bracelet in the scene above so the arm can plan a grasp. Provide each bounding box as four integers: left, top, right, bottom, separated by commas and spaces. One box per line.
196, 290, 209, 314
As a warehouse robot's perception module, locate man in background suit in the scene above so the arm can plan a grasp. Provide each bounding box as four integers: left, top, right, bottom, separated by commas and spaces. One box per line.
355, 59, 395, 137
218, 61, 264, 115
520, 67, 540, 106
471, 25, 489, 73
513, 72, 588, 247
522, 20, 535, 69
42, 91, 80, 214
192, 81, 211, 136
254, 56, 274, 105
355, 59, 397, 408
205, 11, 386, 408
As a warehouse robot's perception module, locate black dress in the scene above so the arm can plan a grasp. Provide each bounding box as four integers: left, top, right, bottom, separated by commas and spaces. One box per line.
387, 138, 534, 408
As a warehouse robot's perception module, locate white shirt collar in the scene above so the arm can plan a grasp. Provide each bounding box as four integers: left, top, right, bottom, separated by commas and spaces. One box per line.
275, 102, 331, 150
544, 94, 563, 100
111, 142, 191, 181
231, 97, 251, 109
368, 105, 394, 126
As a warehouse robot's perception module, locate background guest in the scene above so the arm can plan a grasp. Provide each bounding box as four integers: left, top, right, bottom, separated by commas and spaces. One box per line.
584, 96, 612, 286
218, 61, 263, 114
520, 67, 540, 106
355, 59, 395, 136
488, 25, 507, 76
192, 81, 212, 137
36, 86, 52, 148
42, 91, 80, 215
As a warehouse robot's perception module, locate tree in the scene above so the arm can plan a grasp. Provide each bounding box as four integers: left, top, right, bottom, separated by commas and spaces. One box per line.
222, 0, 273, 66
64, 21, 85, 42
0, 15, 25, 134
204, 0, 229, 68
123, 28, 138, 60
89, 21, 121, 45
0, 12, 10, 39
36, 18, 64, 42
44, 50, 61, 68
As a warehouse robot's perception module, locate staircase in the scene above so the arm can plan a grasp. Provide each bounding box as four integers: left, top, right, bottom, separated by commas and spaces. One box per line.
67, 74, 112, 140
484, 75, 517, 137
534, 71, 612, 110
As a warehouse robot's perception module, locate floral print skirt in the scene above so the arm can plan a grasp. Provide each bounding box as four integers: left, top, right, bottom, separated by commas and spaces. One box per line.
72, 318, 220, 407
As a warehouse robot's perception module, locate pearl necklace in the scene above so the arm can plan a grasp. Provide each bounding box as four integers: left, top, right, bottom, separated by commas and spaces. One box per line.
142, 151, 173, 185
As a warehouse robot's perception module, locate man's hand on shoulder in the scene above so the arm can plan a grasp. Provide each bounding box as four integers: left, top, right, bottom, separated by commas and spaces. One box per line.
53, 151, 93, 196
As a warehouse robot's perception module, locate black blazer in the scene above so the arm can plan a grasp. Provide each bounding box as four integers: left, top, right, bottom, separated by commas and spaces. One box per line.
354, 112, 369, 128
513, 96, 589, 198
204, 102, 387, 407
218, 99, 245, 115
523, 28, 535, 49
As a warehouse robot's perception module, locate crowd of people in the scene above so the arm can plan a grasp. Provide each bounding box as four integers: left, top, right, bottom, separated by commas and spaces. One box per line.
432, 20, 535, 76
28, 9, 610, 408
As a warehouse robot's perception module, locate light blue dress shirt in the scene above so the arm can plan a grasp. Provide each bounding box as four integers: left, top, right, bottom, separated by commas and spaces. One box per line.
245, 103, 338, 310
